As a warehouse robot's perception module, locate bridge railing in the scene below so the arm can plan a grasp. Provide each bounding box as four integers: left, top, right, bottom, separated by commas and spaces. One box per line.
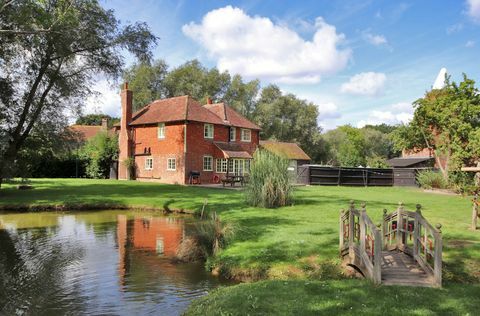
382, 203, 442, 287
340, 201, 382, 284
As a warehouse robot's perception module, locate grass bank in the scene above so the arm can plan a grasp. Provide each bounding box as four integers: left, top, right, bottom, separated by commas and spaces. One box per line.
1, 178, 479, 314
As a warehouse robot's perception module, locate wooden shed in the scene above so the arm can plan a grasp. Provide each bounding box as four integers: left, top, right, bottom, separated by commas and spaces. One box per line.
386, 157, 434, 187
259, 141, 311, 182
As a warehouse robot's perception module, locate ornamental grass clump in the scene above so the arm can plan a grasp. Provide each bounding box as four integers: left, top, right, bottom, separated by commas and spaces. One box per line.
246, 150, 293, 208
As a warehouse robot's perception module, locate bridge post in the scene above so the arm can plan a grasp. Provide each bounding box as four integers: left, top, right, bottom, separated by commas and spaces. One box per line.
339, 209, 345, 253
413, 204, 421, 258
382, 209, 388, 249
359, 203, 366, 256
397, 202, 404, 248
434, 224, 443, 287
349, 201, 355, 246
373, 226, 382, 284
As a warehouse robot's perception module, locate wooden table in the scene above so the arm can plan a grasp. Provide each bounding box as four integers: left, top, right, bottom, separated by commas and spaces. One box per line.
221, 175, 245, 187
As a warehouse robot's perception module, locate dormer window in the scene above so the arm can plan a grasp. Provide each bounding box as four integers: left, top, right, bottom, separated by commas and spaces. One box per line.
157, 123, 165, 139
204, 123, 214, 139
229, 127, 236, 141
241, 129, 251, 142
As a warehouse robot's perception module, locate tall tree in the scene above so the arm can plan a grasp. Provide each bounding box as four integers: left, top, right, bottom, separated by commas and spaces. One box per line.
223, 74, 260, 119
391, 75, 480, 179
0, 0, 157, 186
164, 60, 231, 103
255, 85, 324, 162
123, 59, 168, 111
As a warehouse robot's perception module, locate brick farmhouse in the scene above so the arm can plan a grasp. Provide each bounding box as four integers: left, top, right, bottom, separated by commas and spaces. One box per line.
115, 83, 261, 184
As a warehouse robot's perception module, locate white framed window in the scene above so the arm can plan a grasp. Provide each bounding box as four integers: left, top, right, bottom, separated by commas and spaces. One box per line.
241, 129, 251, 142
204, 123, 214, 139
203, 156, 213, 171
167, 158, 176, 171
216, 159, 228, 173
157, 123, 165, 139
145, 158, 153, 170
229, 127, 236, 141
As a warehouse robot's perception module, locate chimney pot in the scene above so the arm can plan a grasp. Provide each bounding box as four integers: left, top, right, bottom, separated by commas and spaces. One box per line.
207, 97, 212, 104
101, 118, 108, 130
124, 82, 129, 90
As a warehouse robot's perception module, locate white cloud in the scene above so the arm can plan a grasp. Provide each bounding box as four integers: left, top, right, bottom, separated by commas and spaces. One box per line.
466, 0, 480, 21
84, 80, 120, 118
466, 40, 475, 47
340, 72, 387, 96
357, 102, 414, 127
363, 31, 388, 46
317, 102, 341, 120
182, 6, 351, 84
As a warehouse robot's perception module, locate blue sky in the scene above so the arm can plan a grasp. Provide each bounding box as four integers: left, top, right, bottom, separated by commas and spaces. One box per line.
86, 0, 480, 130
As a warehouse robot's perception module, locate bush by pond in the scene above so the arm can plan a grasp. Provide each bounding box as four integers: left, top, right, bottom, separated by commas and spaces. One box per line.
176, 212, 235, 262
416, 170, 447, 189
245, 150, 293, 208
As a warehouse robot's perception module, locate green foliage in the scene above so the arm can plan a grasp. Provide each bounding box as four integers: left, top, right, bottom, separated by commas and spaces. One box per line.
245, 150, 293, 208
323, 125, 399, 167
448, 171, 476, 194
80, 132, 118, 179
75, 114, 119, 127
392, 75, 480, 178
416, 170, 447, 189
0, 0, 156, 185
164, 59, 231, 103
255, 85, 324, 162
121, 157, 136, 180
123, 60, 169, 111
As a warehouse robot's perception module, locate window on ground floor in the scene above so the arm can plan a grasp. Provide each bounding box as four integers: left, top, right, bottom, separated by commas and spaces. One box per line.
167, 158, 176, 171
203, 156, 213, 171
145, 158, 153, 170
216, 159, 228, 173
227, 159, 251, 175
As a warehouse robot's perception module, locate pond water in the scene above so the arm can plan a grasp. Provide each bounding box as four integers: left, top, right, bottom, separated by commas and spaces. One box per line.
0, 210, 233, 315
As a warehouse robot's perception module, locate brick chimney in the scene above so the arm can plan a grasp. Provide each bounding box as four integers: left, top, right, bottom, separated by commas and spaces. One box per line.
101, 118, 108, 130
206, 97, 213, 104
118, 82, 133, 180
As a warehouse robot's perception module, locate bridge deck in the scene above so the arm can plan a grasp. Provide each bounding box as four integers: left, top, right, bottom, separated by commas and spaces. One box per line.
381, 250, 433, 287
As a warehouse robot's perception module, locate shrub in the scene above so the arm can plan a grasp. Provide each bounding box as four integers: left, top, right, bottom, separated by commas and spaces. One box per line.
80, 132, 118, 178
448, 171, 476, 194
416, 170, 447, 189
245, 150, 293, 208
176, 212, 235, 262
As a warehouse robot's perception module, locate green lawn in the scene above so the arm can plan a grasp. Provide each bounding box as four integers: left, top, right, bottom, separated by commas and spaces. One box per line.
1, 178, 479, 315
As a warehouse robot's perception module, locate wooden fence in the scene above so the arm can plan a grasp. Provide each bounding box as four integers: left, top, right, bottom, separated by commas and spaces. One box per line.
298, 165, 394, 186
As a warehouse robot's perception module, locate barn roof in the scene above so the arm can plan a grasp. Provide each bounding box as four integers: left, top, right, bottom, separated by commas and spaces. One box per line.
386, 157, 433, 168
259, 141, 311, 161
69, 125, 103, 141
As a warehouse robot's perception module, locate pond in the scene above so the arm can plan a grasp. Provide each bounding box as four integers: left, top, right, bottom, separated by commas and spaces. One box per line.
0, 210, 234, 315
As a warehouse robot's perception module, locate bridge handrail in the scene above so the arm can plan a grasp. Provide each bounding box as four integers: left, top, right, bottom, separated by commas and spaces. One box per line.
340, 201, 382, 284
382, 203, 442, 287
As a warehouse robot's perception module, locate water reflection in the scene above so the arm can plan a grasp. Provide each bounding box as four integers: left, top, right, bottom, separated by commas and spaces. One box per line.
0, 211, 231, 315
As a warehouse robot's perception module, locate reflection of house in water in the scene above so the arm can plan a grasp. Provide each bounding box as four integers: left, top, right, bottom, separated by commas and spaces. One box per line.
116, 215, 185, 286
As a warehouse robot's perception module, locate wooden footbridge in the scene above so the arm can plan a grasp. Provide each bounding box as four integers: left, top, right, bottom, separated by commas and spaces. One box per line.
340, 202, 442, 287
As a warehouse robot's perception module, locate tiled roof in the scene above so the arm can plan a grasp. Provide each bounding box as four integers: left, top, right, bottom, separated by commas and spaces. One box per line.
214, 142, 253, 159
259, 140, 311, 160
386, 157, 433, 167
69, 125, 103, 140
130, 96, 225, 126
204, 103, 261, 130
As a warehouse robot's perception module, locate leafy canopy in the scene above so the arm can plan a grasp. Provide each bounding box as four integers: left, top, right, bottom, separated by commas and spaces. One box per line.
0, 0, 156, 184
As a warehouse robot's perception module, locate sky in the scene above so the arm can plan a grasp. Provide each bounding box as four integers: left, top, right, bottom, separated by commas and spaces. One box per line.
85, 0, 480, 130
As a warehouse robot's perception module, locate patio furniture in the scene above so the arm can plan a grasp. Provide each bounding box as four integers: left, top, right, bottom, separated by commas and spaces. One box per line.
221, 175, 244, 187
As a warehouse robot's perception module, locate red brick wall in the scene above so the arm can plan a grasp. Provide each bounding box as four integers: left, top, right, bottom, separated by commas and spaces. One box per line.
184, 122, 259, 184
130, 121, 260, 184
133, 123, 186, 184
